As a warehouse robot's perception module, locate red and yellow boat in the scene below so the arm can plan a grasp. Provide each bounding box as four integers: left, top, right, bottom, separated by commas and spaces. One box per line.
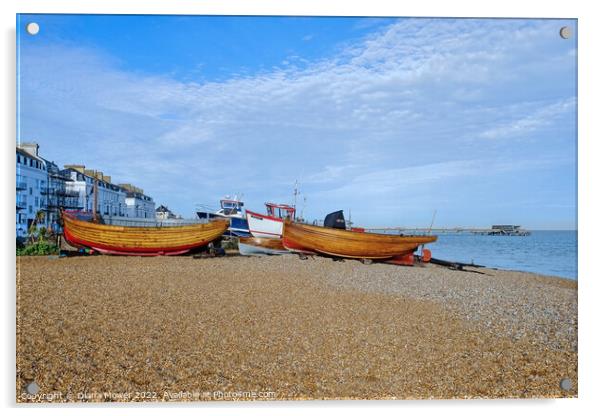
61, 210, 229, 256
282, 221, 437, 260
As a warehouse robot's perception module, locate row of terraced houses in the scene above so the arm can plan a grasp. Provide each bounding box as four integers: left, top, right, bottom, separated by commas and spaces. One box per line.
16, 142, 155, 240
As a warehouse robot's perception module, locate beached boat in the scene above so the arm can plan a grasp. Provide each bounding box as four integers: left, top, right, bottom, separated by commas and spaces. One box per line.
196, 195, 250, 236
282, 221, 437, 259
61, 210, 229, 256
246, 202, 296, 239
238, 236, 290, 256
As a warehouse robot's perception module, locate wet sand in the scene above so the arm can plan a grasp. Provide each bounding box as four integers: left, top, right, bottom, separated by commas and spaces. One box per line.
16, 255, 577, 401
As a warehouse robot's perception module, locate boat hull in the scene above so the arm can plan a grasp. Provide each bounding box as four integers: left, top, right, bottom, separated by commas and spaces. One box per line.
196, 211, 250, 237
62, 211, 229, 256
238, 237, 289, 256
246, 210, 284, 239
228, 216, 250, 237
282, 222, 437, 259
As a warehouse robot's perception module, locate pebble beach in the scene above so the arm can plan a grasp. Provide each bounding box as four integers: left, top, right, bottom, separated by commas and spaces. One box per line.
16, 254, 577, 401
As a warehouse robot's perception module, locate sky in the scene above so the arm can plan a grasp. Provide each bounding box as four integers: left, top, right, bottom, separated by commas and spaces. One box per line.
16, 15, 577, 229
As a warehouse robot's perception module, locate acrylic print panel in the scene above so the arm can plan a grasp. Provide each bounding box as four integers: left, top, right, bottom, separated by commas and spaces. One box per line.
15, 14, 577, 402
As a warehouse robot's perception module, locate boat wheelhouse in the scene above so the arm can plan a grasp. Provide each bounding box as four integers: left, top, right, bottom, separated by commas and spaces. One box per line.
246, 202, 296, 239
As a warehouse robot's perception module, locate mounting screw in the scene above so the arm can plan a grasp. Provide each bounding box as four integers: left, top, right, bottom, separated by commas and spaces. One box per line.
26, 22, 40, 35
559, 26, 571, 39
560, 378, 572, 391
25, 381, 40, 395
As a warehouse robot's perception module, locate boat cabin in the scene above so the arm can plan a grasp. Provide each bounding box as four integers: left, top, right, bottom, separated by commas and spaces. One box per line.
219, 199, 244, 216
265, 202, 296, 220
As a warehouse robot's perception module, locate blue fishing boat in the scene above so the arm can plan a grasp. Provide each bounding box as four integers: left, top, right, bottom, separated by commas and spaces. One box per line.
196, 195, 250, 237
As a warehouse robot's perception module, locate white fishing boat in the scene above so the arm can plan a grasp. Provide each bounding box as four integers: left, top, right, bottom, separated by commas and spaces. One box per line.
246, 202, 296, 239
238, 236, 290, 256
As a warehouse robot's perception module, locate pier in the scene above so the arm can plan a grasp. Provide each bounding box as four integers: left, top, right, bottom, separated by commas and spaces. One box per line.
364, 225, 531, 236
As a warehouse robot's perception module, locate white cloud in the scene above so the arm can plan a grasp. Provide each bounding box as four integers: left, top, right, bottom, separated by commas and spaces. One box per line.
480, 97, 576, 140
19, 18, 577, 224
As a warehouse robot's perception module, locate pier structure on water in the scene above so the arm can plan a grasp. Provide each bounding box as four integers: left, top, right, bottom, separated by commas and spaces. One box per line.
364, 225, 531, 236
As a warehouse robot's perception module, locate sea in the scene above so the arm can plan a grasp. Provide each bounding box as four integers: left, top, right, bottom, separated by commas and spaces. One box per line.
426, 230, 577, 280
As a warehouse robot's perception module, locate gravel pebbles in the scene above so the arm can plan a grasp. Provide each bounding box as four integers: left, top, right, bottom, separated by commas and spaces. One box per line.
16, 255, 577, 401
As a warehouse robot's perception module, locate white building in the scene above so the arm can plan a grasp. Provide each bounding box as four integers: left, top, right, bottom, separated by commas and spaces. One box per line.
44, 161, 81, 226
155, 204, 176, 220
15, 141, 158, 239
120, 184, 155, 219
64, 166, 127, 217
63, 167, 155, 219
16, 144, 48, 239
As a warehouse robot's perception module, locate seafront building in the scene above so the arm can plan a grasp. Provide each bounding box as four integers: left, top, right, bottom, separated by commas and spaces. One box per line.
44, 160, 81, 227
16, 142, 155, 239
120, 184, 155, 219
63, 166, 127, 217
16, 144, 50, 238
155, 204, 177, 220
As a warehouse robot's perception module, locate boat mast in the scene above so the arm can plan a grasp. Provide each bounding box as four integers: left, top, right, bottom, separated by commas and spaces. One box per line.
301, 196, 307, 222
428, 209, 437, 235
293, 180, 299, 220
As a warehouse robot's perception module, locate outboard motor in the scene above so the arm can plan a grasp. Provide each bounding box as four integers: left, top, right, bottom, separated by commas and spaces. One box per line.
324, 210, 346, 230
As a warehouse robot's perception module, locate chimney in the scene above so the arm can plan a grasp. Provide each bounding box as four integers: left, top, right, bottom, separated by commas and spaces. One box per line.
19, 143, 39, 157
64, 164, 86, 174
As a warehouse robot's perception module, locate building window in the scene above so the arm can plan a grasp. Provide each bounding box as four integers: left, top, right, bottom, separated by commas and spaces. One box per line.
28, 205, 32, 214
29, 187, 33, 195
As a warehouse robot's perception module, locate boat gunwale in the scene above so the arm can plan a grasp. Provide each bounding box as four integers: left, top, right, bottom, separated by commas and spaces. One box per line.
63, 211, 229, 232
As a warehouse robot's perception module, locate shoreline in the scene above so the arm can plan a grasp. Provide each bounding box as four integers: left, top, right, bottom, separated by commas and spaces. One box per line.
16, 255, 577, 401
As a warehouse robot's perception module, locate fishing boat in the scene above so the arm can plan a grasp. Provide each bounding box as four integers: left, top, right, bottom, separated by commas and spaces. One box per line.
196, 195, 250, 236
61, 210, 229, 256
238, 236, 290, 256
246, 202, 296, 239
282, 212, 437, 260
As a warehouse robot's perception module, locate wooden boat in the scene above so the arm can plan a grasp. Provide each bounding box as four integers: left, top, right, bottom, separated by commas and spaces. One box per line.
61, 210, 229, 256
282, 221, 437, 259
238, 236, 289, 256
246, 202, 296, 239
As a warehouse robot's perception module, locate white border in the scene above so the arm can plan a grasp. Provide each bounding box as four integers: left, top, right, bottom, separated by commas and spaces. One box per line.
2, 1, 600, 415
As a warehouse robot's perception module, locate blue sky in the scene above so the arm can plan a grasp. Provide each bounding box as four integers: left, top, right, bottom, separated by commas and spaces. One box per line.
17, 15, 577, 229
